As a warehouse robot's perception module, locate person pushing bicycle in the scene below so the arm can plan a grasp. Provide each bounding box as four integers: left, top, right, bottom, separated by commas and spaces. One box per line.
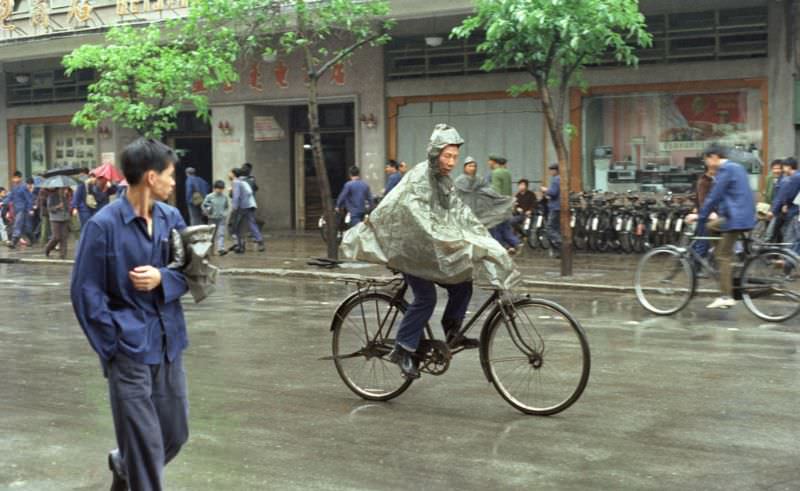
341, 124, 519, 379
688, 143, 757, 309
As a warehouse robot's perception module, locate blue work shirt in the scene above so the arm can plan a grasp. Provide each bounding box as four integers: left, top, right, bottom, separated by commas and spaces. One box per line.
771, 173, 800, 219
70, 197, 189, 365
385, 172, 402, 195
185, 175, 210, 206
336, 179, 373, 217
9, 183, 33, 214
231, 179, 256, 210
699, 160, 756, 231
72, 181, 114, 215
546, 175, 561, 211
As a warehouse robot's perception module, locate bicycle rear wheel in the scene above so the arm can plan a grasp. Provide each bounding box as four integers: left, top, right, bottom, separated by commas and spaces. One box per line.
482, 298, 590, 416
331, 292, 413, 401
635, 247, 695, 315
741, 249, 800, 322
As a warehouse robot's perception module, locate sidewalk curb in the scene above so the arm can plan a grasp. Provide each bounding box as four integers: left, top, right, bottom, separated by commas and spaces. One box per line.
11, 257, 718, 296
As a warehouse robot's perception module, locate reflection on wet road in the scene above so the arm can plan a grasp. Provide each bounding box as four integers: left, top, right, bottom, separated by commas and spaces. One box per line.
1, 264, 799, 490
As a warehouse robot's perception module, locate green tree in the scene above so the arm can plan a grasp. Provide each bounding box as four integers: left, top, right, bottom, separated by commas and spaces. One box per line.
228, 0, 393, 260
453, 0, 651, 275
63, 23, 238, 138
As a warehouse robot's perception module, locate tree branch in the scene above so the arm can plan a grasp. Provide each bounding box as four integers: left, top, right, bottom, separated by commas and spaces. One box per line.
317, 30, 382, 76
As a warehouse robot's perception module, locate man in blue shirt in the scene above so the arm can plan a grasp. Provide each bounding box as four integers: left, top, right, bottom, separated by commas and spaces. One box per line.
541, 163, 562, 258
694, 143, 756, 309
8, 172, 34, 249
184, 166, 210, 226
336, 166, 373, 226
71, 138, 190, 491
768, 157, 800, 254
384, 160, 402, 196
228, 167, 265, 254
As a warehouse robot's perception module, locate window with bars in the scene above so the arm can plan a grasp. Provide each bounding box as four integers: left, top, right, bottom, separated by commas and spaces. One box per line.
6, 68, 96, 106
385, 6, 769, 80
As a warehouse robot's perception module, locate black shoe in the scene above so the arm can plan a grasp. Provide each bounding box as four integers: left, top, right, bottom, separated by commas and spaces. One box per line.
234, 247, 245, 254
443, 319, 480, 349
108, 449, 127, 491
257, 242, 266, 252
389, 346, 420, 379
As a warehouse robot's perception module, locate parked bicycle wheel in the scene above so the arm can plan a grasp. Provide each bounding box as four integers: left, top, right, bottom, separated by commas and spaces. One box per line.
635, 247, 696, 315
618, 214, 635, 253
481, 298, 591, 416
740, 249, 800, 322
331, 292, 414, 401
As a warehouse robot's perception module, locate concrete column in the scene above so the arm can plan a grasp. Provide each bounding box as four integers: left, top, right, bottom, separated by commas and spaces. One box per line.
0, 63, 8, 184
211, 105, 247, 185
767, 0, 796, 161
356, 45, 386, 193
245, 105, 292, 230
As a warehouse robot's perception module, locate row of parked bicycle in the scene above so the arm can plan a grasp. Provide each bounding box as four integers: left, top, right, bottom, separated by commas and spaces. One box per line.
516, 190, 746, 254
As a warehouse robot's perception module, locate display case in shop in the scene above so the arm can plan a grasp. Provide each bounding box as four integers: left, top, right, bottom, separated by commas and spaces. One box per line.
583, 87, 764, 194
14, 123, 98, 177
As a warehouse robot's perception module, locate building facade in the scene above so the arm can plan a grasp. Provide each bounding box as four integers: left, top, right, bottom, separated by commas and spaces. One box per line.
1, 0, 797, 229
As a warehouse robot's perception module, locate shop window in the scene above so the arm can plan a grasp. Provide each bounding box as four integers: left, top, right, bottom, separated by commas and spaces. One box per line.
582, 89, 763, 194
15, 123, 98, 177
6, 68, 96, 106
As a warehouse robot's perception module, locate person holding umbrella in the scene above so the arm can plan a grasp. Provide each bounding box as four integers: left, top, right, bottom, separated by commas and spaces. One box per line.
73, 164, 120, 230
43, 175, 76, 259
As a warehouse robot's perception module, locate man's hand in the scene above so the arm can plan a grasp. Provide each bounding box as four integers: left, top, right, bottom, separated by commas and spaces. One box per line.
129, 266, 162, 292
767, 211, 774, 220
540, 186, 548, 193
72, 208, 78, 216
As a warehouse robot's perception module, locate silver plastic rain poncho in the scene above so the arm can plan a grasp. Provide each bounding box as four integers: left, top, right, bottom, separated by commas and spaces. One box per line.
340, 124, 520, 290
167, 224, 219, 303
453, 174, 513, 228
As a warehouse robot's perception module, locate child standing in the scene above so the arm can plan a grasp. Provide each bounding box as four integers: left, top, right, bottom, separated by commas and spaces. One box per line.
202, 180, 230, 255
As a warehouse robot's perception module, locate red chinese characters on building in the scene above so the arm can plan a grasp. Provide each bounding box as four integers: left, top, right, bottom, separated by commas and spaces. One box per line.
274, 61, 289, 89
331, 62, 345, 86
249, 63, 263, 92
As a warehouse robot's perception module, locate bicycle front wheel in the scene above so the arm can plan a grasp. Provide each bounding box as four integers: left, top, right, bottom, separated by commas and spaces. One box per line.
741, 249, 800, 322
635, 247, 695, 315
331, 292, 413, 401
482, 298, 590, 416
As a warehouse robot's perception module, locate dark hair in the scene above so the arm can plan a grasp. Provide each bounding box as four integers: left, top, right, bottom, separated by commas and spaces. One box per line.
386, 159, 399, 170
121, 138, 178, 186
0, 187, 6, 193
702, 143, 729, 159
349, 166, 360, 177
25, 177, 34, 185
782, 157, 798, 170
231, 167, 244, 178
519, 179, 529, 187
80, 167, 90, 174
489, 155, 507, 165
13, 171, 22, 178
771, 159, 784, 167
214, 180, 225, 189
242, 162, 253, 176
548, 163, 559, 172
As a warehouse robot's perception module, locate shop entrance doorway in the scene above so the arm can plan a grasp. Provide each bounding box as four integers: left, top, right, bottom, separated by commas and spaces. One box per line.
166, 112, 213, 221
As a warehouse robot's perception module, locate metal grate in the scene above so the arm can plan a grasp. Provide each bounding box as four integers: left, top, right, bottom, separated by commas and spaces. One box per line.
6, 68, 96, 106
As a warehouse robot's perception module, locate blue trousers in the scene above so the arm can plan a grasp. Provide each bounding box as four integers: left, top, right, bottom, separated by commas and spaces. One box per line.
546, 209, 561, 249
490, 220, 520, 249
11, 212, 28, 242
108, 352, 189, 491
692, 222, 710, 258
236, 208, 263, 250
78, 209, 92, 234
395, 274, 473, 352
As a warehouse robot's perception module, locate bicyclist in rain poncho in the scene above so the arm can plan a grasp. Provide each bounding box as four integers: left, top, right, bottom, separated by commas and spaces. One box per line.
340, 124, 520, 379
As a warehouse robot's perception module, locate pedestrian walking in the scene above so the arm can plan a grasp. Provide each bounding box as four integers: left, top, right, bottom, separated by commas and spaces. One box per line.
690, 143, 757, 309
454, 156, 513, 227
541, 163, 562, 257
70, 138, 191, 491
768, 157, 800, 256
202, 180, 230, 254
8, 173, 35, 249
44, 187, 71, 259
72, 173, 115, 232
762, 159, 783, 204
229, 167, 265, 253
487, 155, 521, 253
184, 166, 210, 226
383, 160, 402, 196
335, 166, 373, 226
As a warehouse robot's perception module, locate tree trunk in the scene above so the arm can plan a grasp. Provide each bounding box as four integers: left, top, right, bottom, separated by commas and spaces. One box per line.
536, 79, 573, 276
307, 75, 339, 260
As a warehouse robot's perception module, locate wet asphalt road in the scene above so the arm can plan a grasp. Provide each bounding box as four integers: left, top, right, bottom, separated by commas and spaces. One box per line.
1, 264, 799, 490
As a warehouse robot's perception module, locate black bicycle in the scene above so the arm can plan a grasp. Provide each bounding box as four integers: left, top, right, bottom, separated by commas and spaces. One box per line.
635, 233, 800, 322
327, 275, 591, 415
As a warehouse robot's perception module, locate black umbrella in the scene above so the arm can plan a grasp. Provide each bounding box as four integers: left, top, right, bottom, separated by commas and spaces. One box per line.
43, 174, 79, 189
42, 166, 83, 178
